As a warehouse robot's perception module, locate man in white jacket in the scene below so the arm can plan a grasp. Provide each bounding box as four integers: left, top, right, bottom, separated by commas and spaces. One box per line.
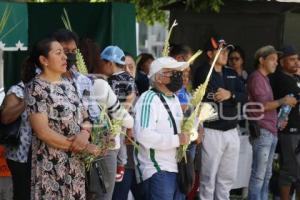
134, 57, 190, 200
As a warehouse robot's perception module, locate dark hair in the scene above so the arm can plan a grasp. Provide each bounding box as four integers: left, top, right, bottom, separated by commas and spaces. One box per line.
116, 63, 124, 68
124, 52, 135, 60
169, 44, 192, 58
51, 29, 79, 46
78, 38, 101, 73
21, 37, 57, 83
229, 45, 246, 62
136, 53, 154, 71
102, 58, 125, 69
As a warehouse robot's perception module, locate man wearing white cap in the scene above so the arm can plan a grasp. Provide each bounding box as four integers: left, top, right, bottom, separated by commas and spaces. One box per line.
134, 57, 190, 199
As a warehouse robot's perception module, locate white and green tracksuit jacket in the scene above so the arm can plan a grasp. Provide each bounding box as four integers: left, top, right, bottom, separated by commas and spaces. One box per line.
133, 90, 183, 183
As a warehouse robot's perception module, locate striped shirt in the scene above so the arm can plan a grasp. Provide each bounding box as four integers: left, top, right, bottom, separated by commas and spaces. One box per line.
133, 90, 183, 182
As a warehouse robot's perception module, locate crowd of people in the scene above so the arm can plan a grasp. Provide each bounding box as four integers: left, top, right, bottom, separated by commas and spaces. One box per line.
0, 28, 300, 200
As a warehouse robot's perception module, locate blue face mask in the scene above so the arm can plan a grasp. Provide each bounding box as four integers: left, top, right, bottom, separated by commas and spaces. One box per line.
165, 71, 183, 93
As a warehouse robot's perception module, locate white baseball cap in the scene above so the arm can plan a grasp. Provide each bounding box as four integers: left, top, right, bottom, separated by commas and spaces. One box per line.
148, 56, 189, 77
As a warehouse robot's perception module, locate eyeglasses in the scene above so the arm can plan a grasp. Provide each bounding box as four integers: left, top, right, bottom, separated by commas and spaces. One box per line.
159, 71, 183, 78
229, 57, 241, 61
159, 71, 173, 77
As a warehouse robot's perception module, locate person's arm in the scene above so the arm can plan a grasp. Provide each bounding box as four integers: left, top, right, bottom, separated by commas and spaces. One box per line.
26, 81, 88, 153
123, 78, 136, 111
30, 112, 101, 156
86, 78, 101, 122
214, 70, 248, 103
248, 76, 297, 112
68, 109, 91, 152
93, 79, 134, 128
123, 92, 136, 111
232, 73, 248, 103
0, 93, 25, 124
29, 113, 73, 150
264, 96, 296, 111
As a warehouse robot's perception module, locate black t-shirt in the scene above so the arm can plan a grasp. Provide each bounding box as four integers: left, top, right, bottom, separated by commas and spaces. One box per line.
135, 70, 149, 95
270, 70, 300, 133
108, 71, 136, 103
193, 63, 247, 131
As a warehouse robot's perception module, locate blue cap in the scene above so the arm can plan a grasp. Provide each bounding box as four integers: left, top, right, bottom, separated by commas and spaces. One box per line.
100, 45, 125, 65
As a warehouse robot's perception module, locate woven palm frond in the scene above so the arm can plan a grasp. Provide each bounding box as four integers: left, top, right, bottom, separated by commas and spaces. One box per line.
162, 20, 178, 56
178, 48, 223, 162
75, 49, 89, 75
188, 49, 202, 64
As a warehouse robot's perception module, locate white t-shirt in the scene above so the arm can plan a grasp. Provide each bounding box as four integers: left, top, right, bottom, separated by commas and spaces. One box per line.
93, 78, 133, 149
134, 89, 183, 182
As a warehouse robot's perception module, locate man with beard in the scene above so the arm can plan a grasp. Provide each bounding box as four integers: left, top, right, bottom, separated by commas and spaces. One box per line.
270, 45, 300, 200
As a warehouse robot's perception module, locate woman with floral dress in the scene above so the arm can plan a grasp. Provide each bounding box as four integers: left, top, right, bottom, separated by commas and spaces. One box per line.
23, 37, 100, 200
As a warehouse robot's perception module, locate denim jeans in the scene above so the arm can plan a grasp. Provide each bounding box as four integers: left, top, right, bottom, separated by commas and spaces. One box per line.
141, 171, 185, 200
248, 128, 278, 200
187, 143, 197, 161
112, 168, 143, 200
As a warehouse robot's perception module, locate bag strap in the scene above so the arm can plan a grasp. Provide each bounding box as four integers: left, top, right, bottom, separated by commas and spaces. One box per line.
16, 83, 24, 90
0, 83, 24, 112
151, 88, 178, 135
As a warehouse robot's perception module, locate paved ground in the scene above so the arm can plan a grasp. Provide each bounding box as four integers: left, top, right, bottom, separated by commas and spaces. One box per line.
0, 177, 13, 200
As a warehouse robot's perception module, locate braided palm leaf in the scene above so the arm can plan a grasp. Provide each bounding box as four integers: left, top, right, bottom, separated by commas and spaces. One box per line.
177, 48, 223, 162
162, 20, 178, 56
187, 49, 202, 65
75, 49, 89, 75
60, 9, 89, 75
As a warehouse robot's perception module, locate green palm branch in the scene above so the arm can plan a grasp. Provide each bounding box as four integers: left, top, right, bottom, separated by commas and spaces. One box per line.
0, 5, 23, 41
162, 19, 177, 57
178, 48, 223, 162
61, 8, 72, 31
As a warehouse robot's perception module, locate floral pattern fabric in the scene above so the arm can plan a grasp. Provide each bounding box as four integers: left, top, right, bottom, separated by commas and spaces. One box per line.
5, 82, 32, 163
26, 78, 87, 200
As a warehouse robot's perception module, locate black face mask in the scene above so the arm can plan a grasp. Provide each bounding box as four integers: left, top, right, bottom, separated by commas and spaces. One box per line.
66, 53, 77, 70
165, 71, 183, 93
